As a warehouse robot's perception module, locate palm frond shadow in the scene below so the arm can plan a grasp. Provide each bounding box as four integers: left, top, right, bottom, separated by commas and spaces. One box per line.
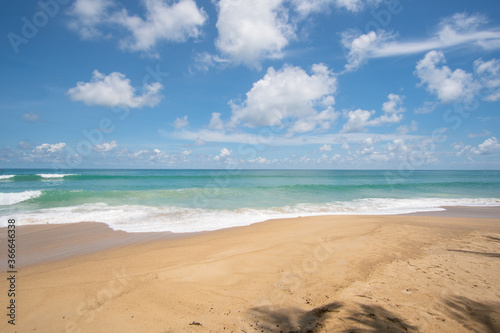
248, 302, 342, 332
443, 296, 500, 333
341, 304, 418, 333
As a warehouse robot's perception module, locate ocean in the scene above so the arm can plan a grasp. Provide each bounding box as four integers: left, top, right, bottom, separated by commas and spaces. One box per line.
1, 169, 499, 233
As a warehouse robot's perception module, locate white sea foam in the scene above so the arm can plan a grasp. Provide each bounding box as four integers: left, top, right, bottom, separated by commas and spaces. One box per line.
36, 174, 76, 178
0, 190, 43, 206
0, 175, 15, 180
2, 197, 499, 232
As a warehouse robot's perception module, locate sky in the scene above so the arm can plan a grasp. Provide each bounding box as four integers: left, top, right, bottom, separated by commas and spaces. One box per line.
1, 0, 500, 170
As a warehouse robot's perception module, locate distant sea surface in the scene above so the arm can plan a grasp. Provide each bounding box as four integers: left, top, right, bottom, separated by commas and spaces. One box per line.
1, 169, 499, 233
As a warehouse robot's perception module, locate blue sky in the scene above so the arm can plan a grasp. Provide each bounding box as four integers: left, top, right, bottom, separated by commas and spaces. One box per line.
1, 0, 500, 169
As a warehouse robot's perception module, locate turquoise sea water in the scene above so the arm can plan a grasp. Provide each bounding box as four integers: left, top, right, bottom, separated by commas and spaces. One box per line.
1, 169, 499, 232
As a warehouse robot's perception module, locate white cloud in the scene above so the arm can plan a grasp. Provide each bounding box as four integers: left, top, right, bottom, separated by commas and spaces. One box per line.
34, 143, 66, 154
22, 112, 40, 122
208, 112, 224, 130
380, 93, 405, 122
115, 148, 177, 164
342, 109, 374, 133
341, 13, 500, 71
341, 30, 393, 72
212, 0, 383, 69
67, 0, 207, 53
342, 94, 405, 132
214, 147, 232, 161
111, 0, 207, 53
220, 147, 231, 158
67, 0, 114, 39
174, 116, 189, 129
415, 51, 480, 104
28, 143, 67, 162
93, 140, 117, 152
387, 138, 409, 154
471, 137, 500, 155
291, 0, 382, 15
474, 58, 500, 101
249, 156, 268, 164
67, 70, 162, 108
319, 144, 332, 152
215, 0, 294, 68
230, 64, 338, 134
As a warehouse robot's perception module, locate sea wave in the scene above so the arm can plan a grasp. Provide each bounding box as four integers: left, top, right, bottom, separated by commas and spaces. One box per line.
0, 174, 79, 181
0, 190, 43, 206
2, 197, 499, 233
36, 174, 77, 178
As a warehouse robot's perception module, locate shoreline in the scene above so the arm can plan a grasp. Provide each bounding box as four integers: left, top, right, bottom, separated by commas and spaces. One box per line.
0, 208, 499, 332
0, 206, 499, 269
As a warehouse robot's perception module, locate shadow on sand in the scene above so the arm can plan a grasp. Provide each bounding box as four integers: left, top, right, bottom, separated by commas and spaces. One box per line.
443, 296, 500, 333
447, 249, 500, 258
341, 304, 418, 333
247, 301, 418, 333
248, 302, 342, 332
485, 235, 500, 243
244, 293, 500, 332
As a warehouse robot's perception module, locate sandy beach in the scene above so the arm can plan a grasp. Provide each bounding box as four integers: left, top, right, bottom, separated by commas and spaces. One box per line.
1, 207, 500, 332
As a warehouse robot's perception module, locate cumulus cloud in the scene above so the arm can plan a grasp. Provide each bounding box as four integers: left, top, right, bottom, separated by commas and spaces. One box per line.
215, 0, 294, 68
214, 147, 232, 161
67, 0, 207, 53
111, 0, 207, 52
34, 143, 66, 154
342, 94, 405, 132
211, 0, 383, 69
342, 109, 375, 133
174, 116, 189, 129
415, 50, 481, 104
67, 0, 114, 39
67, 70, 162, 108
341, 13, 500, 71
93, 140, 117, 152
471, 137, 500, 155
23, 143, 67, 163
230, 63, 338, 134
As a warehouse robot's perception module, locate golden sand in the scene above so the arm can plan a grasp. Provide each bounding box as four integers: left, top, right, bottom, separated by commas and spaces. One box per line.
1, 211, 499, 332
